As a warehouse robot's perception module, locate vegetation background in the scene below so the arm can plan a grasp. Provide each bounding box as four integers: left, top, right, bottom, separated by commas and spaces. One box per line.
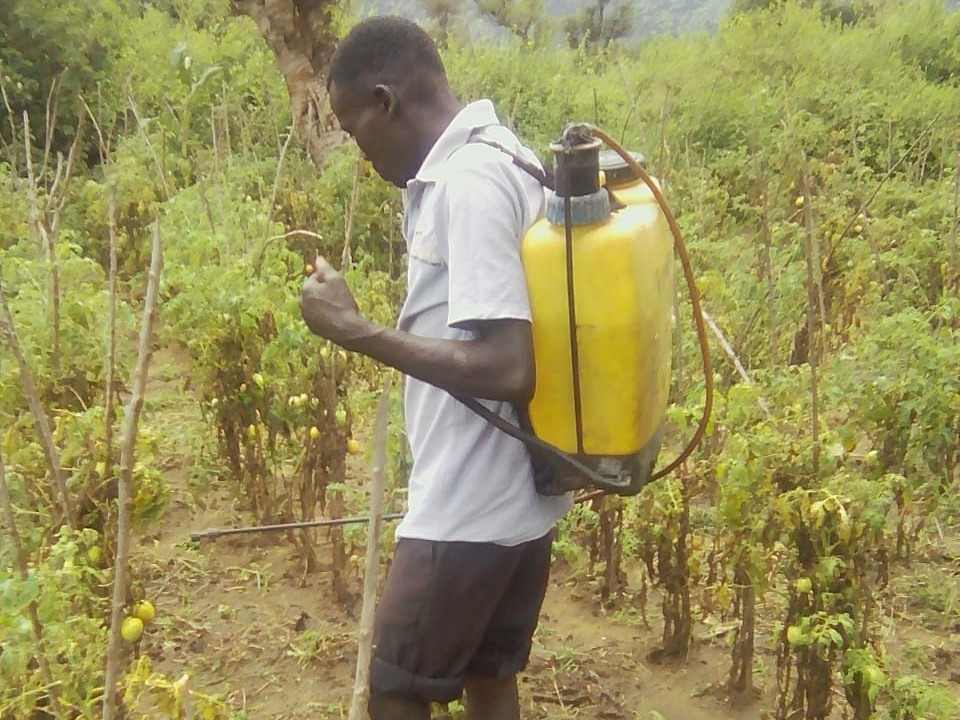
1, 0, 959, 718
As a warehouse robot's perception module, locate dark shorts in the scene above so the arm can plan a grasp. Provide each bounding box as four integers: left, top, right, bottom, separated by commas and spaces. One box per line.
368, 529, 554, 704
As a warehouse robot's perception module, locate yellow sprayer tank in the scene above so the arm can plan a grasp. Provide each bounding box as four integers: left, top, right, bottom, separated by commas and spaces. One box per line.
521, 132, 673, 496
599, 148, 660, 206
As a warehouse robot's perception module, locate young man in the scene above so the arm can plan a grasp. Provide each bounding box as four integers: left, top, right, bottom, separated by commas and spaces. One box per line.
298, 16, 572, 720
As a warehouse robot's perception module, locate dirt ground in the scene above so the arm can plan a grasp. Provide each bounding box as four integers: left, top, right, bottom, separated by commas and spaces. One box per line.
130, 348, 960, 720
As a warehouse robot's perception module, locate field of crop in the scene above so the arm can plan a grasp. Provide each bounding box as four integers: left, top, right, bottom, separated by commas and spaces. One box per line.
1, 1, 959, 718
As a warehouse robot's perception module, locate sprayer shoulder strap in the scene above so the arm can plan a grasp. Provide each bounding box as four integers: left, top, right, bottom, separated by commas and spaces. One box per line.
466, 135, 555, 191
454, 393, 609, 489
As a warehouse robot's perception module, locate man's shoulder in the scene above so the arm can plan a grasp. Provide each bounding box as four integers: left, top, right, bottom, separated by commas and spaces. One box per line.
442, 124, 542, 183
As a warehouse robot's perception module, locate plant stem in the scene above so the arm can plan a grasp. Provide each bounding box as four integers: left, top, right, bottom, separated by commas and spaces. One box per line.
0, 444, 60, 708
102, 222, 163, 720
127, 94, 172, 199
0, 283, 75, 528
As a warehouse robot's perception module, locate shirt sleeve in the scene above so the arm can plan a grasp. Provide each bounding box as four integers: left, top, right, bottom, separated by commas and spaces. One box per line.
441, 160, 535, 331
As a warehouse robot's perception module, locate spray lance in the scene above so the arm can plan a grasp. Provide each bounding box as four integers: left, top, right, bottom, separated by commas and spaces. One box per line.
191, 123, 712, 543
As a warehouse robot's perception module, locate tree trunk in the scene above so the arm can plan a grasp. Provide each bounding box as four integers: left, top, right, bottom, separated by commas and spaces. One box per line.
231, 0, 345, 169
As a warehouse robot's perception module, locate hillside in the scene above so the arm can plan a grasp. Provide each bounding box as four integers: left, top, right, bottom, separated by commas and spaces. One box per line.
357, 0, 734, 39
359, 0, 960, 40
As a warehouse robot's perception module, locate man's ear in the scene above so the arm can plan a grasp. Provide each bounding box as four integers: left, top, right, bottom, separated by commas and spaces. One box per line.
373, 84, 398, 117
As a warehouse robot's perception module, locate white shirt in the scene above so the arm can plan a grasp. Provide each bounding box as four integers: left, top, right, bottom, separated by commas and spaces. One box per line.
394, 99, 573, 546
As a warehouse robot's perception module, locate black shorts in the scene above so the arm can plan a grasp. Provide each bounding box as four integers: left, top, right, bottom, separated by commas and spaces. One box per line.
368, 529, 554, 704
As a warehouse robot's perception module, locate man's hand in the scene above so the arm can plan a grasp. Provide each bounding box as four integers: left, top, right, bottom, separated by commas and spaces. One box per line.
299, 256, 367, 346
298, 258, 534, 404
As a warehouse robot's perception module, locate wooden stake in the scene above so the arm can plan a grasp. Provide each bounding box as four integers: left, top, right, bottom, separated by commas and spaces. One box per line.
102, 222, 163, 720
0, 74, 18, 169
347, 373, 393, 720
40, 73, 65, 181
22, 112, 62, 374
21, 108, 83, 378
799, 162, 821, 478
103, 185, 119, 483
0, 283, 75, 529
761, 187, 778, 368
951, 147, 959, 292
342, 150, 363, 273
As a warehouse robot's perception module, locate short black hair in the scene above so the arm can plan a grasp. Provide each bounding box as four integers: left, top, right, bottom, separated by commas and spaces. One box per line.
327, 16, 446, 95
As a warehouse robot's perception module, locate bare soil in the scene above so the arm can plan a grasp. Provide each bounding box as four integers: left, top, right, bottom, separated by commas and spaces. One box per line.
130, 347, 960, 719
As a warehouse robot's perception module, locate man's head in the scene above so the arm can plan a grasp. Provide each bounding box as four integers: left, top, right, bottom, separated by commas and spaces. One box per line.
327, 16, 458, 188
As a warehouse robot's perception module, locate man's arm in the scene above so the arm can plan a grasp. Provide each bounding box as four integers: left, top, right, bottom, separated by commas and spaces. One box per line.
299, 257, 534, 405
348, 317, 534, 404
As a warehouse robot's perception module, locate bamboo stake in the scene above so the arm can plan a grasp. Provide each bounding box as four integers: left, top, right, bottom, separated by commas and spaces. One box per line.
347, 373, 393, 720
102, 223, 163, 720
0, 443, 61, 708
0, 283, 75, 528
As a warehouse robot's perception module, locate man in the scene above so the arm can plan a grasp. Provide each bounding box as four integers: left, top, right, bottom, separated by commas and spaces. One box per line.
298, 15, 572, 720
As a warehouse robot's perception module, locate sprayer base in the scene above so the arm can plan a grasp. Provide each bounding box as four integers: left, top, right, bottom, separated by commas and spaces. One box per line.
533, 422, 666, 497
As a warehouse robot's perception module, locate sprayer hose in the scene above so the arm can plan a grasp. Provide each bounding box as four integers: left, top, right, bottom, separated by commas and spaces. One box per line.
573, 127, 714, 505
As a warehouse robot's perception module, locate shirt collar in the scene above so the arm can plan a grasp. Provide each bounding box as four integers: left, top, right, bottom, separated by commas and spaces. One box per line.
411, 99, 500, 185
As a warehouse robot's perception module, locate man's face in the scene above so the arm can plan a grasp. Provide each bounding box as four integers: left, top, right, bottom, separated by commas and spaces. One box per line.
330, 80, 415, 188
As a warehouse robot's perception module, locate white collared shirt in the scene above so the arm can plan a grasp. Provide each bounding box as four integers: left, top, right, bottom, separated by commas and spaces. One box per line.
394, 99, 573, 546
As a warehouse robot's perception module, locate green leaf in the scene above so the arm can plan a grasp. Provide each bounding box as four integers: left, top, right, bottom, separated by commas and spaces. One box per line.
9, 574, 39, 613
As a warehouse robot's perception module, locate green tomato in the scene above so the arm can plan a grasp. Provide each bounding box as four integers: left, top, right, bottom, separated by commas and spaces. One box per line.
121, 616, 144, 643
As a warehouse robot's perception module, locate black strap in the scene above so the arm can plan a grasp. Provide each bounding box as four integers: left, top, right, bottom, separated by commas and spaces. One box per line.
469, 137, 556, 190
453, 394, 610, 488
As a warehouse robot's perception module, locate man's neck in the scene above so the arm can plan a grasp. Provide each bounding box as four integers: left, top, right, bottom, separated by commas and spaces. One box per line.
414, 90, 464, 170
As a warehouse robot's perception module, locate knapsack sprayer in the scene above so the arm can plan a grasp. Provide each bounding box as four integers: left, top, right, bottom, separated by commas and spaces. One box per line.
191, 122, 712, 542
